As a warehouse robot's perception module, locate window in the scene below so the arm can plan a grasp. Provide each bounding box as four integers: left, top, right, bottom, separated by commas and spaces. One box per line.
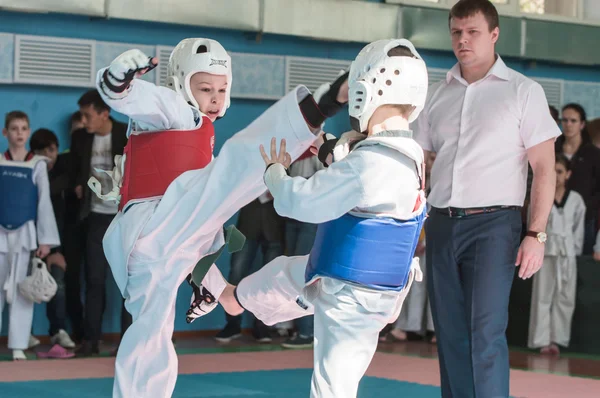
448, 0, 509, 5
520, 0, 578, 18
520, 0, 544, 14
583, 0, 600, 21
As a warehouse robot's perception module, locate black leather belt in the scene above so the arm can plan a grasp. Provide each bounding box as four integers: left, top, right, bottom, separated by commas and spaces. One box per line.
433, 205, 521, 218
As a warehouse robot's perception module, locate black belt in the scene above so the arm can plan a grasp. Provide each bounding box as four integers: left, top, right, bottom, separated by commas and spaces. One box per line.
433, 205, 521, 218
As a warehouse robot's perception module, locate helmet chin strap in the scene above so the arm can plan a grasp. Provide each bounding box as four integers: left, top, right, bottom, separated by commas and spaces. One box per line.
187, 100, 225, 121
350, 117, 367, 135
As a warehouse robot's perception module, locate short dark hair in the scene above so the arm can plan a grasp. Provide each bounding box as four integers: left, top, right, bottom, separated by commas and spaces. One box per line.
449, 0, 500, 32
387, 45, 416, 58
555, 153, 571, 171
77, 89, 110, 114
549, 105, 559, 122
30, 128, 59, 151
71, 110, 83, 123
4, 110, 29, 129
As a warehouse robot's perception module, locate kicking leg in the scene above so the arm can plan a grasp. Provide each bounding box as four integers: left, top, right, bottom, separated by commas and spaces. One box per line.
232, 255, 314, 326
113, 249, 197, 398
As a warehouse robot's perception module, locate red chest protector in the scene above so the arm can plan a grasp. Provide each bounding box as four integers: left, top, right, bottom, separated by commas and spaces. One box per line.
118, 116, 215, 211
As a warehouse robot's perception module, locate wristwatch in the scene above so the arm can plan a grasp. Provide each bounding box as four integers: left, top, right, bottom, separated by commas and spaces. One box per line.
526, 230, 547, 243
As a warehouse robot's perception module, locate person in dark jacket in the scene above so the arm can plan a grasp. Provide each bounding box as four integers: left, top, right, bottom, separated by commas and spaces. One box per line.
555, 103, 600, 254
69, 90, 131, 356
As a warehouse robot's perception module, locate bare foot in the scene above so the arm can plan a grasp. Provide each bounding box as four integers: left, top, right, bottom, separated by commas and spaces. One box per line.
12, 350, 27, 361
430, 335, 437, 344
219, 283, 244, 316
540, 346, 552, 355
549, 343, 560, 356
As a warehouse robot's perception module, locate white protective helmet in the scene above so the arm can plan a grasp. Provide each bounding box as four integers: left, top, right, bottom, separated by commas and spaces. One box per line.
18, 257, 57, 304
166, 38, 232, 118
348, 39, 428, 133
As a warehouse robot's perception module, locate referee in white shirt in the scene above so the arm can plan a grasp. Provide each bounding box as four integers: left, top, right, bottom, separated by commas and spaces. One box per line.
414, 1, 561, 397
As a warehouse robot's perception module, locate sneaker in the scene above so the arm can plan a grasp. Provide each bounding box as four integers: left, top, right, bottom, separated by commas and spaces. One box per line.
50, 329, 76, 349
253, 332, 272, 344
252, 330, 273, 343
28, 335, 40, 349
74, 341, 100, 358
252, 323, 273, 344
214, 323, 242, 343
281, 334, 314, 349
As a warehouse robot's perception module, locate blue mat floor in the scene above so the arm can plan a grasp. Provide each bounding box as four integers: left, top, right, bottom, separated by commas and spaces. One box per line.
1, 369, 441, 397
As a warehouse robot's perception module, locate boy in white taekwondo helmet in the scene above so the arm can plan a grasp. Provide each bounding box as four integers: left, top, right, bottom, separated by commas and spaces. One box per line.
189, 38, 430, 398
88, 37, 348, 398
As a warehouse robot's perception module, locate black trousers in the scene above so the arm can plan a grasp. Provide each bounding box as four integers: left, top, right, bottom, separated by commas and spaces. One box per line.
426, 208, 522, 398
62, 219, 86, 341
46, 265, 67, 336
84, 212, 132, 344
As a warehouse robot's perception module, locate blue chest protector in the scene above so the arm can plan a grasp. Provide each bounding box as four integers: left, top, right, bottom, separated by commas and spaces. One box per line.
0, 155, 40, 230
305, 206, 426, 292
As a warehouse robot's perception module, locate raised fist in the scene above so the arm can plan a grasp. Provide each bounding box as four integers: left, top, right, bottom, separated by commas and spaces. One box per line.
101, 49, 158, 96
312, 70, 349, 117
109, 49, 157, 82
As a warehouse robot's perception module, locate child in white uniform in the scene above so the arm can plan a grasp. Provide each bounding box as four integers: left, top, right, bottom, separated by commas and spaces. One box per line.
528, 154, 585, 355
196, 38, 429, 398
0, 111, 60, 361
90, 38, 347, 398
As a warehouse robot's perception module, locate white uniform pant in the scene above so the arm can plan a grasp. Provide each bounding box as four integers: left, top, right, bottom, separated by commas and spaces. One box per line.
528, 255, 577, 348
236, 255, 421, 398
111, 87, 317, 398
394, 253, 433, 334
0, 233, 34, 350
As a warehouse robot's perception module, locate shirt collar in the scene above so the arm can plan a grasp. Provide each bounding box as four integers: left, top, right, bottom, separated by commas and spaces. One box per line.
446, 54, 510, 84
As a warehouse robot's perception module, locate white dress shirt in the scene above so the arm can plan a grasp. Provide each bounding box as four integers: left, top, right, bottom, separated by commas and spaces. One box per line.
414, 55, 561, 208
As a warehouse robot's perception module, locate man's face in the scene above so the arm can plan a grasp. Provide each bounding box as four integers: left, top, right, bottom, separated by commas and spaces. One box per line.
450, 12, 499, 68
79, 104, 108, 133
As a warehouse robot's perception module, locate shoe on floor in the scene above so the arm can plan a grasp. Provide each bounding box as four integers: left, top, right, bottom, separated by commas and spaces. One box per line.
51, 329, 76, 349
75, 341, 100, 357
13, 349, 27, 361
28, 335, 40, 349
214, 323, 242, 343
281, 334, 314, 349
252, 322, 272, 344
389, 328, 408, 342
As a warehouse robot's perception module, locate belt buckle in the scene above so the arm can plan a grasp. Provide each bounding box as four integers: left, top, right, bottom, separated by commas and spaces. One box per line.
448, 207, 465, 218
